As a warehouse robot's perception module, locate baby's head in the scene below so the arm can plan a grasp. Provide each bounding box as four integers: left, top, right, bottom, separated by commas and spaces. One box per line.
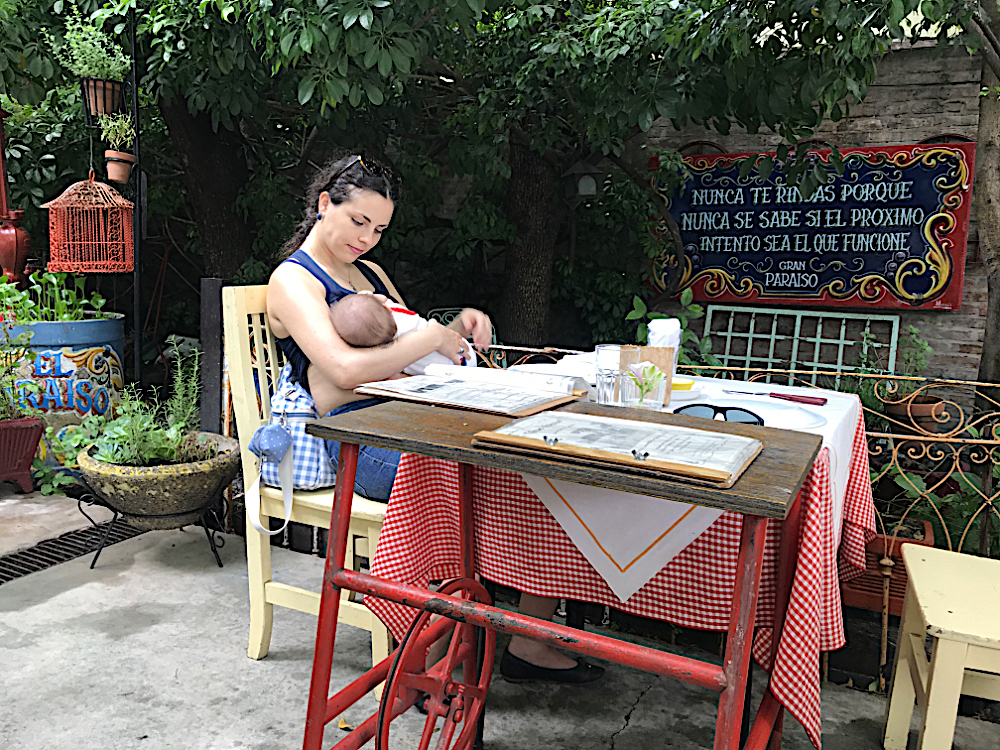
330, 293, 397, 348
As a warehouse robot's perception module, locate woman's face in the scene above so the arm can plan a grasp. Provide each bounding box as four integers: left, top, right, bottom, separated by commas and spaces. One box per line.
316, 188, 395, 263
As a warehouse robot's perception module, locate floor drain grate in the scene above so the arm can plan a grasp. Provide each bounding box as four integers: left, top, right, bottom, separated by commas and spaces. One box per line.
0, 521, 145, 585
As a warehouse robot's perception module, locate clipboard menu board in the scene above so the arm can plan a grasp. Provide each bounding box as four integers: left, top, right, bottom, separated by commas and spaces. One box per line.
472, 411, 762, 487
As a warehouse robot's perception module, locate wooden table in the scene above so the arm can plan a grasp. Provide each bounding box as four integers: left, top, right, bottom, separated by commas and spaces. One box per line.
303, 400, 822, 750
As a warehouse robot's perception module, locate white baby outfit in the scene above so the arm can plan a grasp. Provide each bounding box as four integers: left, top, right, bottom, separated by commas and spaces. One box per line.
389, 305, 476, 374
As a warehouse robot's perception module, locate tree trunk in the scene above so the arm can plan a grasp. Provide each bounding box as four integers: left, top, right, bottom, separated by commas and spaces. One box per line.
977, 36, 1000, 401
158, 103, 252, 281
498, 144, 564, 345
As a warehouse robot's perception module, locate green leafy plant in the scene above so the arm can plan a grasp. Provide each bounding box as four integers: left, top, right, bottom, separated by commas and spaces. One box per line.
626, 288, 721, 367
32, 415, 106, 494
0, 324, 33, 421
98, 112, 133, 151
48, 4, 130, 80
92, 352, 213, 467
0, 271, 109, 323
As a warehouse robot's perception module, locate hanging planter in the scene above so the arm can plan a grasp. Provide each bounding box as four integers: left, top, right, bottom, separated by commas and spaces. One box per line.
51, 6, 131, 127
41, 171, 134, 273
99, 113, 136, 183
80, 77, 125, 120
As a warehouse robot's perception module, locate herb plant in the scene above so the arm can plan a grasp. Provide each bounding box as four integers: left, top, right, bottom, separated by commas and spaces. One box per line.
98, 112, 133, 152
0, 325, 33, 421
91, 352, 213, 467
0, 271, 109, 323
48, 5, 130, 81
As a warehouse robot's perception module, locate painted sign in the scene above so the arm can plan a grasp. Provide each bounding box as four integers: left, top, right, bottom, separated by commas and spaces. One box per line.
651, 143, 976, 310
12, 344, 123, 417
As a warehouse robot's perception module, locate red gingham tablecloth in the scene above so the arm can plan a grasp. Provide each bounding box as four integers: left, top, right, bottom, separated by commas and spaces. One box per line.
366, 411, 876, 749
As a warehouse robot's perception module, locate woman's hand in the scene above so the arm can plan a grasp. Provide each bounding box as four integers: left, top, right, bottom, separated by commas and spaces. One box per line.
429, 320, 474, 365
449, 308, 493, 352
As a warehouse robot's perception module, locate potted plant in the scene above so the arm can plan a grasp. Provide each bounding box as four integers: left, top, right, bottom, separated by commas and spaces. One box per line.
76, 353, 239, 531
881, 326, 949, 434
99, 113, 135, 183
48, 5, 131, 117
0, 271, 123, 421
0, 325, 43, 493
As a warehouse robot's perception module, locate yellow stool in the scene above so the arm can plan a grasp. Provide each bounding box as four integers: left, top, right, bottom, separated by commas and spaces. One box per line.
883, 545, 1000, 749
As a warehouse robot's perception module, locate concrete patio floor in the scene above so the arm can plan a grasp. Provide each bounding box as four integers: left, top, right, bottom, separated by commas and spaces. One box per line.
2, 529, 999, 750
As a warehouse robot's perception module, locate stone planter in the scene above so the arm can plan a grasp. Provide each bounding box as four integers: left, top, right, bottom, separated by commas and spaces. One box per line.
77, 433, 239, 531
0, 417, 43, 493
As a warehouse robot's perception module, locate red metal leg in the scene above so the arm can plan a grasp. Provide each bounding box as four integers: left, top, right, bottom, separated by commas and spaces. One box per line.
714, 513, 769, 750
303, 442, 360, 750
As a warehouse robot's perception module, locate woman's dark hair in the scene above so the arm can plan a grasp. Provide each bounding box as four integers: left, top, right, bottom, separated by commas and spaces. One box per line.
280, 151, 401, 258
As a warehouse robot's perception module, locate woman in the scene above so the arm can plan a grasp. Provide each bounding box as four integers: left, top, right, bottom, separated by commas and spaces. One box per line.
267, 153, 602, 684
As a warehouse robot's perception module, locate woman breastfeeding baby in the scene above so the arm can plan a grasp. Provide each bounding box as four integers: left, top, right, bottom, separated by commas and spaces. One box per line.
264, 152, 602, 685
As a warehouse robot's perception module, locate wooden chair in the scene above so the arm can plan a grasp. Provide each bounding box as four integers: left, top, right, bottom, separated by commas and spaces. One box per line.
222, 285, 392, 689
883, 544, 1000, 749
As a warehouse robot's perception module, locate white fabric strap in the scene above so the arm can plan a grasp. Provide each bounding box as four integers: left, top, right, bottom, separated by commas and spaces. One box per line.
245, 448, 294, 536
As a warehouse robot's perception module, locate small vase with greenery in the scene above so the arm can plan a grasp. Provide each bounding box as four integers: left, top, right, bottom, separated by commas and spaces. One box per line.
99, 112, 136, 183
47, 4, 130, 116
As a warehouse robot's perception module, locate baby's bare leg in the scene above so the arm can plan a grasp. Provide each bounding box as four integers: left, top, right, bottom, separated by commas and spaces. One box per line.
307, 362, 346, 416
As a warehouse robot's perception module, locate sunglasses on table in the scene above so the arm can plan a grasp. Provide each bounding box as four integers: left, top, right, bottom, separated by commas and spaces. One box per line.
673, 404, 764, 426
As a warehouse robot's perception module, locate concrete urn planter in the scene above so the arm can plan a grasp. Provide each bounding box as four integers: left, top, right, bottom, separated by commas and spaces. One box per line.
77, 433, 239, 531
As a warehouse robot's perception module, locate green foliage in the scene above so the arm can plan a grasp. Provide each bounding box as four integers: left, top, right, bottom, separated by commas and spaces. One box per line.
98, 111, 133, 151
0, 324, 33, 420
32, 415, 105, 494
0, 271, 108, 323
886, 464, 1000, 554
48, 3, 130, 80
626, 288, 720, 367
92, 353, 212, 466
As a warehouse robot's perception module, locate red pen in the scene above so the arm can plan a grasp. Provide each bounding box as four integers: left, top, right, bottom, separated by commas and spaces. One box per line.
722, 390, 828, 406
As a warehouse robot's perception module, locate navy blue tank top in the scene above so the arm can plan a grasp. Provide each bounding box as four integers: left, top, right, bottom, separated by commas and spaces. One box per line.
275, 249, 397, 394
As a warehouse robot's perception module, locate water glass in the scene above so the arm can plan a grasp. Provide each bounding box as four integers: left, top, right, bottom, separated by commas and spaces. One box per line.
595, 344, 640, 406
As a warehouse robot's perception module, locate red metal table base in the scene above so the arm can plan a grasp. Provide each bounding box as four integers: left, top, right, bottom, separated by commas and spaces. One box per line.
302, 444, 802, 750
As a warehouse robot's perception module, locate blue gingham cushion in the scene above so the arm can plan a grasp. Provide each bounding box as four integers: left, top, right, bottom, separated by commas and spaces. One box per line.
259, 364, 337, 490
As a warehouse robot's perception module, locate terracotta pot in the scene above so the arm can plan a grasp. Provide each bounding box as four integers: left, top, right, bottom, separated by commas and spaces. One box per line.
0, 417, 43, 493
884, 395, 949, 435
841, 519, 934, 617
82, 78, 123, 116
77, 433, 240, 531
104, 150, 136, 183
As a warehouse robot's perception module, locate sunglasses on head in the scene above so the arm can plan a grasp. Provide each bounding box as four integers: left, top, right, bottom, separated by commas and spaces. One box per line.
327, 154, 399, 194
674, 404, 764, 426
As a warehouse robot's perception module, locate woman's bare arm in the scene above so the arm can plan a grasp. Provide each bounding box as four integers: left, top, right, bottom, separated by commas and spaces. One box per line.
267, 263, 467, 389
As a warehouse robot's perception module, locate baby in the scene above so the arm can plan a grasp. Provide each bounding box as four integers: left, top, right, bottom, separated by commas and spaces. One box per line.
329, 293, 475, 375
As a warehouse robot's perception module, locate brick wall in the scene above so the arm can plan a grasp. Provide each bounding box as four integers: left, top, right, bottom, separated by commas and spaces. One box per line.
637, 44, 986, 381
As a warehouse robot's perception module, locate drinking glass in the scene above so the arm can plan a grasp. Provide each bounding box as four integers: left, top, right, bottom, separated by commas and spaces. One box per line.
595, 344, 641, 406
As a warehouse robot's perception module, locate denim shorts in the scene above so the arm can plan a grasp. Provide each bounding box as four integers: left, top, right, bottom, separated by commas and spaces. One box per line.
323, 399, 400, 502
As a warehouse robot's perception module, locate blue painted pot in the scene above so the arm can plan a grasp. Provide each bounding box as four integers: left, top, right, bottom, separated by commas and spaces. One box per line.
6, 314, 125, 418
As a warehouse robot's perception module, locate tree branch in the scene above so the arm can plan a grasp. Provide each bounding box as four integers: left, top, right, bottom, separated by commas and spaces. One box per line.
420, 56, 474, 96
607, 153, 684, 299
968, 15, 1000, 80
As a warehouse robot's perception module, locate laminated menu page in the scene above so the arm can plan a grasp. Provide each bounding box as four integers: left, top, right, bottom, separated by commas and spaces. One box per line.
355, 364, 588, 417
472, 411, 762, 486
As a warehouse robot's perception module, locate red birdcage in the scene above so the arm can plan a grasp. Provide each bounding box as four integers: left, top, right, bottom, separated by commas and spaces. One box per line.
41, 170, 134, 273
